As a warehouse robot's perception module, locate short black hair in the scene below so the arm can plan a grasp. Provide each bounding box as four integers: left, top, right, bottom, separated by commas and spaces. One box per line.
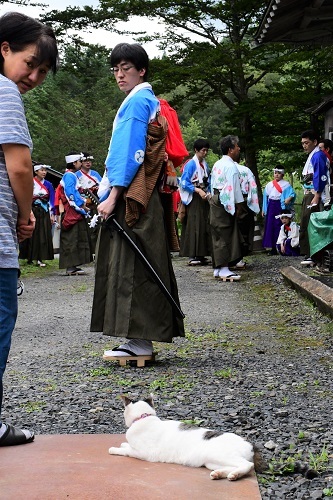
81, 152, 93, 160
301, 130, 319, 143
193, 138, 210, 151
110, 43, 149, 80
320, 138, 333, 153
0, 12, 58, 74
219, 135, 239, 155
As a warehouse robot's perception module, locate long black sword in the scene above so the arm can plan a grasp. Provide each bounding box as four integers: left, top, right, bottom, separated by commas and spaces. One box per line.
86, 187, 185, 319
104, 214, 185, 319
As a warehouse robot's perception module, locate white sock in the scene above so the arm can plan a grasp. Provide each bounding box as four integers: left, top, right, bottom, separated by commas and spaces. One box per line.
218, 267, 232, 277
0, 423, 7, 438
104, 339, 153, 357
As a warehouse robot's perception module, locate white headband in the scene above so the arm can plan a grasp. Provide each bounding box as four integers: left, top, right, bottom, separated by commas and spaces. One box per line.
273, 168, 284, 173
65, 154, 83, 164
82, 155, 94, 161
34, 164, 49, 172
275, 213, 292, 219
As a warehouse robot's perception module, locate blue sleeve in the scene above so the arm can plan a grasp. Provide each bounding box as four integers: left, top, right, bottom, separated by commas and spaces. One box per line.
91, 170, 102, 183
180, 159, 196, 193
105, 91, 158, 187
262, 187, 268, 214
313, 151, 328, 192
281, 185, 296, 209
44, 180, 55, 214
63, 173, 84, 208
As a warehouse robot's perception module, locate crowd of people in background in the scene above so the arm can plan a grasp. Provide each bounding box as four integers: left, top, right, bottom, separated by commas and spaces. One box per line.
20, 126, 332, 281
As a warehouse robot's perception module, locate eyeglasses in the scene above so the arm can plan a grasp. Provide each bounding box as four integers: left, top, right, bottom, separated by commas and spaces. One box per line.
110, 65, 135, 75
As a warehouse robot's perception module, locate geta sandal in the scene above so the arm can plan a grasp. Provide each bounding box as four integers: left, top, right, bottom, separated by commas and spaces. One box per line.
0, 424, 34, 447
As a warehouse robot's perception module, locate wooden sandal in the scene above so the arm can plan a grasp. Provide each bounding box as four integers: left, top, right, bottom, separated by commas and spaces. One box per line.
219, 274, 241, 282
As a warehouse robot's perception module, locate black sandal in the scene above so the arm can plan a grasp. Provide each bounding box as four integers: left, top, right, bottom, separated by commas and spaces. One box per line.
0, 424, 34, 446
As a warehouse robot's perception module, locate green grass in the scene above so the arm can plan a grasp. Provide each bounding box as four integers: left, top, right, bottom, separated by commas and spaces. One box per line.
89, 367, 114, 377
20, 401, 46, 413
19, 259, 60, 278
215, 368, 234, 378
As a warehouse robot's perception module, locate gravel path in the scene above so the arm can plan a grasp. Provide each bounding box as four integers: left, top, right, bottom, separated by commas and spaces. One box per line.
3, 253, 333, 499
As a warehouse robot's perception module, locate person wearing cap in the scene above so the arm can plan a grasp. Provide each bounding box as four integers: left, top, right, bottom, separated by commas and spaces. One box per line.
58, 152, 92, 275
275, 211, 300, 256
76, 152, 102, 194
262, 165, 296, 255
76, 152, 102, 253
19, 163, 55, 266
300, 130, 330, 266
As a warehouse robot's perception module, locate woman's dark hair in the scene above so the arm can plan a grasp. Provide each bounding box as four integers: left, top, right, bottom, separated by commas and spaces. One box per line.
110, 43, 149, 80
193, 138, 210, 151
0, 12, 58, 74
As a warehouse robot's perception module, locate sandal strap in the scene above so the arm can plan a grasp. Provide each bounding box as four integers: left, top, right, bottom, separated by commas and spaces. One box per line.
0, 424, 34, 447
112, 347, 138, 357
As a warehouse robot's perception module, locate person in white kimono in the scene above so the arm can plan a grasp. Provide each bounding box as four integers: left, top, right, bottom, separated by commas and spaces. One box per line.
232, 163, 260, 269
210, 135, 245, 281
76, 152, 102, 252
275, 212, 300, 256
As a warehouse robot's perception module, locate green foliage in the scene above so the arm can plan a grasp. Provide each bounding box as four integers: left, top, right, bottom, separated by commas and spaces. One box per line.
214, 368, 234, 378
20, 401, 46, 413
181, 117, 203, 151
309, 445, 329, 473
24, 42, 120, 173
89, 367, 113, 377
30, 1, 333, 193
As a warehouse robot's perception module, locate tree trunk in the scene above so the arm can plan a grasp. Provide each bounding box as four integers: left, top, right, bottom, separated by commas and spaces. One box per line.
239, 113, 263, 207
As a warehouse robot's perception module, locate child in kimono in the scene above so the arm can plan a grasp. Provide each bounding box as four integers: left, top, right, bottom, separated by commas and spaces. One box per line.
262, 165, 296, 255
275, 211, 300, 256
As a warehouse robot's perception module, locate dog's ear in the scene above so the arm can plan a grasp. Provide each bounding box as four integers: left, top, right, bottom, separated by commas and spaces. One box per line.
144, 393, 154, 408
120, 395, 132, 406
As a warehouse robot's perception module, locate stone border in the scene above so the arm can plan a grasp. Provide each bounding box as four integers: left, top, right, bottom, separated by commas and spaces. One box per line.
280, 265, 333, 318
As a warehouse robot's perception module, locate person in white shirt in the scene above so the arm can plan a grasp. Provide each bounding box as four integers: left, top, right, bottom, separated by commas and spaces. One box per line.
210, 135, 245, 281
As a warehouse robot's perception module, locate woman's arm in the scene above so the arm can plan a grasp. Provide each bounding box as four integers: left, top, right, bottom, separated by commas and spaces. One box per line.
3, 143, 35, 241
3, 143, 32, 222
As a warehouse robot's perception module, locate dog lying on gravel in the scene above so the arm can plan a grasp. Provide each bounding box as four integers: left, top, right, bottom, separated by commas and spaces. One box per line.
109, 395, 264, 480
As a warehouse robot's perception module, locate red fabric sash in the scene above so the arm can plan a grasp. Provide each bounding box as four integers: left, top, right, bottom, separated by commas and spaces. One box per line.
272, 180, 282, 193
158, 98, 188, 168
81, 170, 98, 185
34, 178, 49, 194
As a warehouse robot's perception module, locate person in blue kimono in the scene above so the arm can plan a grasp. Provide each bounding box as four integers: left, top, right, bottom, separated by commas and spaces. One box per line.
262, 165, 296, 255
179, 139, 211, 266
91, 43, 184, 361
58, 152, 92, 275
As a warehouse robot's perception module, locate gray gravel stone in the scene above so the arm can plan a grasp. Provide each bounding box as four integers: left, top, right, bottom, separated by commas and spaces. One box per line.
2, 252, 333, 498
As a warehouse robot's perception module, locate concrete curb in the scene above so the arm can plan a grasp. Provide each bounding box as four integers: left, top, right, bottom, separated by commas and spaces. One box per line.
280, 266, 333, 318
